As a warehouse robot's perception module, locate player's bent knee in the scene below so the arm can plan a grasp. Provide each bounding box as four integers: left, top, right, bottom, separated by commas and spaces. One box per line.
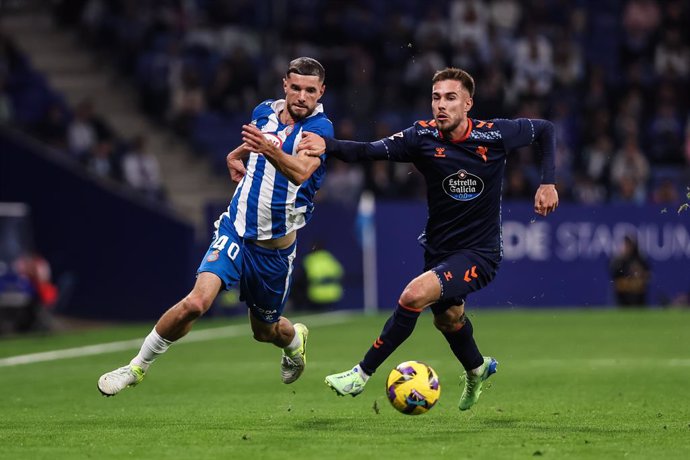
433, 315, 458, 333
399, 285, 429, 310
398, 284, 425, 309
433, 307, 465, 333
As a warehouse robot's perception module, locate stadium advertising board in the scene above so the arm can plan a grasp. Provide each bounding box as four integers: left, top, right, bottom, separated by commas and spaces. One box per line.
376, 202, 690, 308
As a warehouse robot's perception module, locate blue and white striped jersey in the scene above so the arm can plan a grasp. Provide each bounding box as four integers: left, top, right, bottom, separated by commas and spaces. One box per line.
228, 99, 334, 240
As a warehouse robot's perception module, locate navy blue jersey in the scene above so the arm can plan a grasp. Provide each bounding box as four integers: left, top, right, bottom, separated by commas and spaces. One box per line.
324, 118, 555, 259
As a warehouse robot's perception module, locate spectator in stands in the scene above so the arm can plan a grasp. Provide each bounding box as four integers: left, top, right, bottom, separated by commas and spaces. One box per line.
169, 67, 205, 138
414, 6, 449, 46
12, 252, 58, 332
317, 119, 364, 206
610, 138, 650, 204
571, 174, 607, 204
488, 0, 521, 39
552, 28, 584, 93
651, 178, 680, 204
512, 25, 554, 100
610, 235, 651, 307
621, 0, 661, 65
581, 134, 614, 192
122, 135, 164, 201
647, 102, 685, 164
653, 28, 689, 79
84, 139, 119, 181
449, 0, 489, 51
67, 98, 111, 158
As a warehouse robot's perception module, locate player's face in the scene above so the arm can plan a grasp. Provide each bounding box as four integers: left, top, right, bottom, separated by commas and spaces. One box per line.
432, 79, 473, 136
283, 73, 325, 122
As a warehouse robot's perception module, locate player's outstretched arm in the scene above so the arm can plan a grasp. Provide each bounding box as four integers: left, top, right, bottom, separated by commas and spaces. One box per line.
241, 124, 321, 185
534, 184, 559, 216
226, 143, 249, 183
300, 129, 415, 162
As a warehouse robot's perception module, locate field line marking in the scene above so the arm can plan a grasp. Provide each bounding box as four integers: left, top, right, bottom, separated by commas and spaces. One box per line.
0, 310, 357, 368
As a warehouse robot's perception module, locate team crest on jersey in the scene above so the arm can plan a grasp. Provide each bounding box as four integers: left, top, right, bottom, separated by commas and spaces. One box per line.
207, 250, 220, 262
475, 145, 488, 162
263, 133, 283, 148
442, 169, 484, 201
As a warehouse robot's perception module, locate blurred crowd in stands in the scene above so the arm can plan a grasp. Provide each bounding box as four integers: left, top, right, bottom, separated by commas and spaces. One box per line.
4, 0, 690, 207
0, 26, 165, 202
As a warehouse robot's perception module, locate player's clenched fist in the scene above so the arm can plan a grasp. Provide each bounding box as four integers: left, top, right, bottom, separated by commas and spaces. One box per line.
534, 184, 559, 216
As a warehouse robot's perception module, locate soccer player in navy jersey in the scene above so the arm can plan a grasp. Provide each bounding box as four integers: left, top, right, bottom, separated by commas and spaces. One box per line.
97, 57, 334, 396
298, 67, 559, 410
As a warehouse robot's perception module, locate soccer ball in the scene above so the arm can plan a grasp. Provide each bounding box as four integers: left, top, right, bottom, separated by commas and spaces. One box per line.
385, 361, 441, 415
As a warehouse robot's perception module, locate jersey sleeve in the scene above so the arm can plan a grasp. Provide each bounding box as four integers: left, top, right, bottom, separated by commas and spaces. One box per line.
497, 118, 556, 184
303, 116, 335, 163
324, 126, 419, 163
251, 100, 274, 123
306, 116, 334, 138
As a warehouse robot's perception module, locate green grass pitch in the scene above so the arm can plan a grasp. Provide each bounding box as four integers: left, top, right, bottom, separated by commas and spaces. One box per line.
1, 309, 689, 459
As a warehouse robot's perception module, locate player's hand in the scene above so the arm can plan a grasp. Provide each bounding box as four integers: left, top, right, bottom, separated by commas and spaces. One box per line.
226, 157, 246, 183
241, 124, 276, 156
298, 132, 326, 157
534, 184, 559, 216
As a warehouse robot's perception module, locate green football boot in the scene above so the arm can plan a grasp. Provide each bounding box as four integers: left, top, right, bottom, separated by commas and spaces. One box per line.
458, 357, 498, 411
281, 323, 308, 384
325, 367, 368, 397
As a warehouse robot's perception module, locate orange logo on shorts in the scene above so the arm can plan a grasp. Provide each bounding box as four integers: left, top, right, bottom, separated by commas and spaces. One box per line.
463, 265, 478, 282
444, 271, 453, 281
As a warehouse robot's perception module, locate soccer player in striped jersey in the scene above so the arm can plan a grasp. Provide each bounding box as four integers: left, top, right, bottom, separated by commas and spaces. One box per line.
98, 57, 333, 396
298, 67, 559, 410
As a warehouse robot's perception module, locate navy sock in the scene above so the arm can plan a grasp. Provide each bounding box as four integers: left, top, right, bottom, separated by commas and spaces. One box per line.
359, 304, 421, 375
441, 314, 484, 371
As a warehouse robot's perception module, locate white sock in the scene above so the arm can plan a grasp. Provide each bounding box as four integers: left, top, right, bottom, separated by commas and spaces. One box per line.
353, 364, 370, 382
283, 327, 303, 354
470, 364, 484, 376
130, 328, 173, 372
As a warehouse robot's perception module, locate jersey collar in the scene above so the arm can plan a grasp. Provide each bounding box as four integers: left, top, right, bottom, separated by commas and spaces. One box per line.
271, 99, 324, 122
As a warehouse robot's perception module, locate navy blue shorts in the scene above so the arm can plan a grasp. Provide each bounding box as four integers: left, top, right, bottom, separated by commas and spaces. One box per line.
424, 249, 499, 314
197, 215, 297, 323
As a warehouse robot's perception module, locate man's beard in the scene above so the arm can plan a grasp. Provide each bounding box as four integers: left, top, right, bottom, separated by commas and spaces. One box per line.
435, 117, 460, 136
287, 103, 309, 122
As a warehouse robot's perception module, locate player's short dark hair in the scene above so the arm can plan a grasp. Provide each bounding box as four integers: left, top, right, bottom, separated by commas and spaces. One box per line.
287, 57, 326, 82
432, 68, 475, 97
